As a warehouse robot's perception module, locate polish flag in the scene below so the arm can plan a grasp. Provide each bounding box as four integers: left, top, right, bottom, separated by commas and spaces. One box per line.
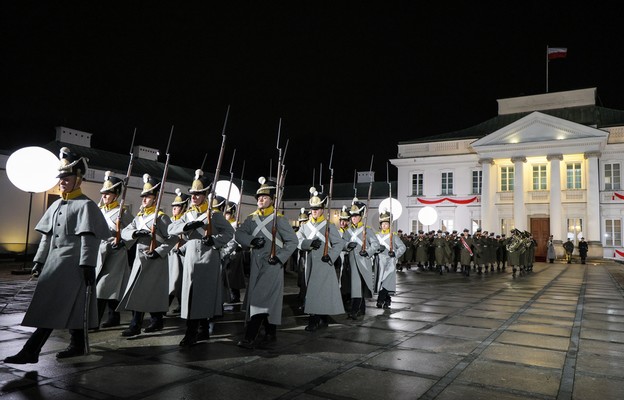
548, 47, 568, 60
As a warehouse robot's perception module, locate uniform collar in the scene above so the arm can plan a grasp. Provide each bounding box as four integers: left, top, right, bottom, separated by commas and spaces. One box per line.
101, 200, 119, 211
351, 221, 363, 229
61, 188, 82, 200
139, 204, 157, 216
310, 214, 326, 223
255, 205, 274, 217
190, 201, 208, 213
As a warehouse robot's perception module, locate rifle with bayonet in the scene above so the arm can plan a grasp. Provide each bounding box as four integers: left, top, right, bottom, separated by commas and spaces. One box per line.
149, 126, 174, 253
206, 105, 230, 238
386, 162, 394, 256
225, 149, 236, 218
114, 127, 137, 246
322, 145, 335, 262
360, 154, 374, 256
235, 160, 245, 226
269, 119, 288, 263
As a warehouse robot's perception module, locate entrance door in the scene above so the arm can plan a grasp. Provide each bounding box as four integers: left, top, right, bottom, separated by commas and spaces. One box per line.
531, 218, 550, 261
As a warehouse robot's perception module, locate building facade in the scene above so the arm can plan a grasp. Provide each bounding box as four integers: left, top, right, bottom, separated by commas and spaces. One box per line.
391, 88, 624, 261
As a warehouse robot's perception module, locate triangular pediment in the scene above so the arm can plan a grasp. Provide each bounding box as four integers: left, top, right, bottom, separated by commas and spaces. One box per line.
471, 111, 609, 148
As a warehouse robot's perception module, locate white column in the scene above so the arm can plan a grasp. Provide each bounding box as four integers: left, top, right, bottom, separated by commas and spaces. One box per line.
512, 156, 527, 231
478, 158, 496, 232
584, 151, 601, 245
547, 154, 563, 241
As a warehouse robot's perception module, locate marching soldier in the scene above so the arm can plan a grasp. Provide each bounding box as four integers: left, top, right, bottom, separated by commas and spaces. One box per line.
118, 174, 175, 337
4, 147, 109, 363
344, 198, 380, 320
297, 188, 346, 331
222, 201, 246, 304
234, 177, 298, 349
563, 237, 574, 264
458, 228, 474, 276
296, 207, 309, 308
95, 171, 133, 328
414, 231, 429, 271
578, 237, 588, 264
337, 205, 352, 304
374, 211, 406, 309
167, 170, 234, 346
168, 188, 190, 312
432, 230, 448, 274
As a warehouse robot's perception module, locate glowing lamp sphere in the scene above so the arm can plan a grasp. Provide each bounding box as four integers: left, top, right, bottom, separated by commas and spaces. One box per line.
214, 180, 241, 205
418, 206, 438, 226
6, 147, 59, 193
378, 197, 403, 221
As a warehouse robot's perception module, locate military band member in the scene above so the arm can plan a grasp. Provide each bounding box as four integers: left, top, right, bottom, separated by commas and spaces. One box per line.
118, 174, 175, 337
168, 170, 234, 346
168, 188, 190, 312
297, 188, 346, 331
96, 171, 133, 329
374, 211, 406, 309
5, 148, 109, 363
234, 177, 298, 349
344, 198, 380, 320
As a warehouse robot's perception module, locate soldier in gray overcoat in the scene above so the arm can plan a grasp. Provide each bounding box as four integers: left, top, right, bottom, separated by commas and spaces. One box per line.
118, 174, 175, 337
95, 171, 133, 328
5, 147, 109, 364
234, 177, 298, 349
168, 170, 234, 347
374, 211, 406, 309
221, 201, 246, 304
343, 198, 380, 320
297, 188, 346, 331
168, 188, 190, 312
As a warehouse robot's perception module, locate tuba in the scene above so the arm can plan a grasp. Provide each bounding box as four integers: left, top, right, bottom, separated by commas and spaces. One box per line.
506, 229, 524, 252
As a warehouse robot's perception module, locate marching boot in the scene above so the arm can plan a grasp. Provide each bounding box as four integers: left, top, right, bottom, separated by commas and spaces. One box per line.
144, 313, 164, 333
4, 328, 52, 364
57, 329, 86, 359
180, 319, 199, 347
122, 311, 143, 337
305, 315, 320, 331
196, 319, 211, 341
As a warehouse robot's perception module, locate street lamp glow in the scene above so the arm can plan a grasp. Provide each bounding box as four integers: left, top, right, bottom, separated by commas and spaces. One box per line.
215, 180, 241, 205
6, 147, 59, 193
418, 206, 438, 226
378, 197, 403, 221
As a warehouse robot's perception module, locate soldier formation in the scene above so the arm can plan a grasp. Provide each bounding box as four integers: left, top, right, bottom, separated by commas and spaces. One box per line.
3, 143, 579, 364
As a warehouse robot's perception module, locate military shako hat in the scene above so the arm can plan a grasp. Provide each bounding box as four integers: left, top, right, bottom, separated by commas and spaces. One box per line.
349, 197, 366, 216
57, 147, 89, 179
298, 207, 309, 222
140, 173, 161, 197
189, 169, 211, 194
339, 205, 350, 220
255, 176, 277, 199
172, 188, 190, 206
224, 201, 236, 215
379, 210, 391, 223
100, 171, 124, 194
212, 195, 226, 210
308, 187, 327, 210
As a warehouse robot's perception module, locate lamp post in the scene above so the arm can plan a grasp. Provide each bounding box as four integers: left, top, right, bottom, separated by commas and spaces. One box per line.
6, 146, 59, 274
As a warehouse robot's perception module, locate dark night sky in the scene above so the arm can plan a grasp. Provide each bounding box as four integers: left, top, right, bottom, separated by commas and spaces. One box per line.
2, 2, 624, 185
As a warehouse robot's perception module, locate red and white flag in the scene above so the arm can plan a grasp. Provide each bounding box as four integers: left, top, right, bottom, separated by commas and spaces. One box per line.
548, 47, 567, 60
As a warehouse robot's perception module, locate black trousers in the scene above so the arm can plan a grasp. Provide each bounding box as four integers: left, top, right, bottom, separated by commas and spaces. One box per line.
244, 313, 275, 341
23, 328, 84, 354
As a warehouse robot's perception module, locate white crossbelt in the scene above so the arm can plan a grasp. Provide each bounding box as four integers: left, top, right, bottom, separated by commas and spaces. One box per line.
186, 212, 208, 236
306, 220, 327, 243
376, 233, 390, 248
137, 214, 165, 243
347, 226, 364, 246
252, 214, 283, 248
102, 208, 120, 231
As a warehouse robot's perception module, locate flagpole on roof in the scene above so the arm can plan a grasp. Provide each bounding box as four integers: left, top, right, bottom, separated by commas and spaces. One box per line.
546, 45, 549, 93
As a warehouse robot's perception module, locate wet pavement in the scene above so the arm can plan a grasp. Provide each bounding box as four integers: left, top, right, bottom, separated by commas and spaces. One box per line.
2, 260, 624, 399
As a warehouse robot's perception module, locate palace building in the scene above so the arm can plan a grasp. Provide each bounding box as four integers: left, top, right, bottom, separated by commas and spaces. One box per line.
391, 88, 624, 261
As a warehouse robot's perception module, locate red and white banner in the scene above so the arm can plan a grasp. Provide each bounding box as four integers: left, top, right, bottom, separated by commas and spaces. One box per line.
417, 196, 478, 205
548, 47, 567, 60
615, 249, 624, 258
613, 192, 624, 200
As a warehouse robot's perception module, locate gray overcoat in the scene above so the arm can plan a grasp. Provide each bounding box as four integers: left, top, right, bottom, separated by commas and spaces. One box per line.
297, 217, 346, 316
118, 209, 174, 313
23, 193, 109, 329
95, 204, 133, 300
168, 208, 234, 319
374, 230, 406, 293
235, 208, 298, 325
343, 223, 380, 297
